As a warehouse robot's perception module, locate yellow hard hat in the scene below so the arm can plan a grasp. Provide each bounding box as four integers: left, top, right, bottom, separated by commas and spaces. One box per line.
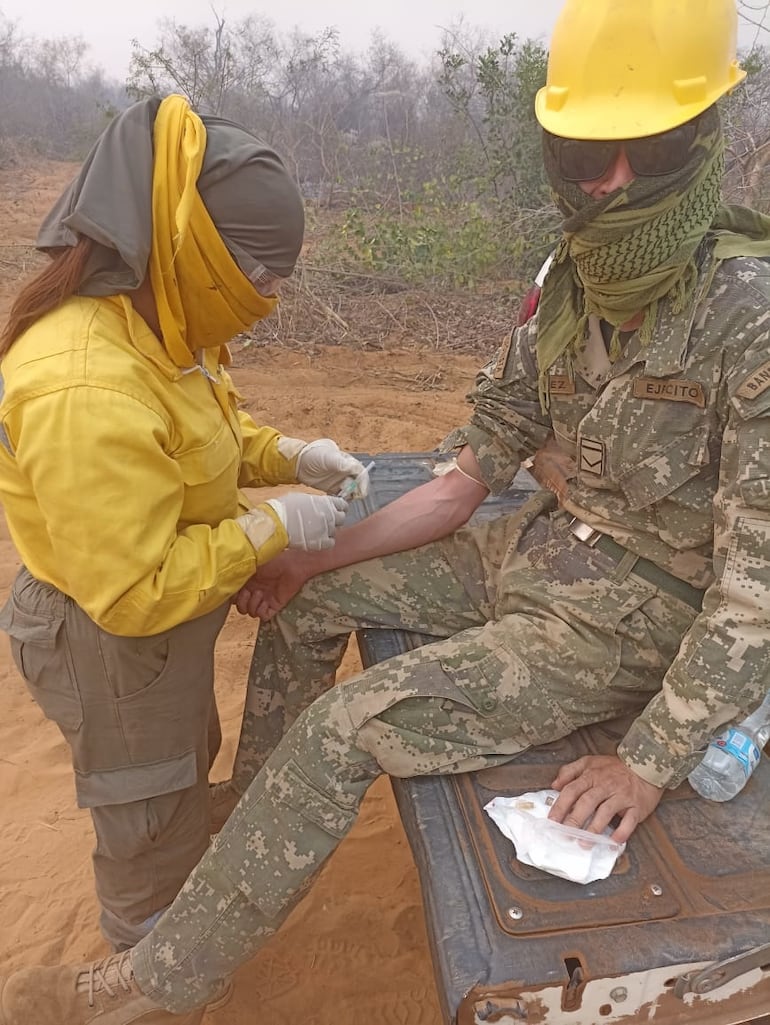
536, 0, 747, 140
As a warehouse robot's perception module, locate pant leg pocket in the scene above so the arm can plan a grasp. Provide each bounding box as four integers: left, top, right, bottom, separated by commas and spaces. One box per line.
438, 632, 574, 747
87, 753, 209, 914
106, 607, 226, 765
214, 756, 357, 918
437, 643, 516, 720
75, 749, 198, 809
0, 578, 82, 730
110, 635, 203, 765
341, 638, 497, 732
85, 752, 203, 860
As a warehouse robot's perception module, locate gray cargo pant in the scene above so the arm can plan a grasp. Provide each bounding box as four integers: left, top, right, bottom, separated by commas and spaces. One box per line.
0, 567, 229, 949
132, 500, 698, 1012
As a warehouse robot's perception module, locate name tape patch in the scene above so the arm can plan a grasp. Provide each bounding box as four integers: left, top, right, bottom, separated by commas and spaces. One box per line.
632, 378, 705, 408
549, 374, 576, 396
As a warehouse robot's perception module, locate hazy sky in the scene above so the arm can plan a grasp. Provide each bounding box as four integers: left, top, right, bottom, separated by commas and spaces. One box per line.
1, 0, 766, 80
0, 0, 565, 77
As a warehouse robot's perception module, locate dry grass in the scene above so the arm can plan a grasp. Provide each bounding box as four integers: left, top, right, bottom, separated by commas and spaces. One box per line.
0, 174, 523, 364
242, 255, 520, 361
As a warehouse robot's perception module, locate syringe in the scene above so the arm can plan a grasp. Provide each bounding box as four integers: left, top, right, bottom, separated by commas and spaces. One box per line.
338, 460, 375, 500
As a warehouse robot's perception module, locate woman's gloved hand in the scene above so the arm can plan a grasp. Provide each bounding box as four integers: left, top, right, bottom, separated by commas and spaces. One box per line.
265, 493, 349, 550
238, 494, 348, 552
295, 438, 370, 497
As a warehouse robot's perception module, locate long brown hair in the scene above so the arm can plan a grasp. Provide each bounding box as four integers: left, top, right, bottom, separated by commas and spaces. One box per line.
0, 235, 94, 357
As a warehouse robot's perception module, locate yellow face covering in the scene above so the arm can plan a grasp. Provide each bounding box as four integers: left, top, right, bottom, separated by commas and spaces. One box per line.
149, 95, 278, 368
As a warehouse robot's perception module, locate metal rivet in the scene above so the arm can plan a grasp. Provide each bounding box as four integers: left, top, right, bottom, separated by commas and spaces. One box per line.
650, 884, 663, 896
507, 906, 524, 920
610, 987, 628, 1002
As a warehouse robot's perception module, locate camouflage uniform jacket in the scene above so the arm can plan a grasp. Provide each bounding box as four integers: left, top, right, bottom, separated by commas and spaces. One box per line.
444, 248, 770, 786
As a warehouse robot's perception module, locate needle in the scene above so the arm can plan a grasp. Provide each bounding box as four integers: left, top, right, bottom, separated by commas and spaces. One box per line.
338, 460, 375, 500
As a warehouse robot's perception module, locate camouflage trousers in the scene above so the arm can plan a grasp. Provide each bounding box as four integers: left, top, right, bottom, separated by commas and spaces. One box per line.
132, 499, 697, 1011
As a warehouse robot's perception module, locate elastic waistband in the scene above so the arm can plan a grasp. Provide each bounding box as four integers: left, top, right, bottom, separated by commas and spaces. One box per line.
567, 517, 704, 611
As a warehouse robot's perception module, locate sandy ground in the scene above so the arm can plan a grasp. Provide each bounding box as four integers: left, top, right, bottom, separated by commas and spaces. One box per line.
0, 160, 482, 1022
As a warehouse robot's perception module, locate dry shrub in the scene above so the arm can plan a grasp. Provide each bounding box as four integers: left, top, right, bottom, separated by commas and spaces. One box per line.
0, 179, 524, 362
242, 256, 522, 360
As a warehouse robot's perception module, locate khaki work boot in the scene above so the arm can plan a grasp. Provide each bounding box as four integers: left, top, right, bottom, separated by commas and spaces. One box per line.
0, 951, 204, 1025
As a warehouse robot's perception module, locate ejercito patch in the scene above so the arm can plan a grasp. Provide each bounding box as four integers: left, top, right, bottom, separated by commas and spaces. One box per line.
737, 359, 770, 400
632, 378, 706, 408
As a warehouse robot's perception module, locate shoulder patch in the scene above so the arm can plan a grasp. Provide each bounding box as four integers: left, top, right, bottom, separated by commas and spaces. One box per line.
493, 332, 514, 380
579, 437, 605, 476
737, 360, 770, 401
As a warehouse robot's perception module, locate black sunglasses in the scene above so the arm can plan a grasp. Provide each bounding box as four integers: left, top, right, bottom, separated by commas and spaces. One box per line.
545, 118, 700, 183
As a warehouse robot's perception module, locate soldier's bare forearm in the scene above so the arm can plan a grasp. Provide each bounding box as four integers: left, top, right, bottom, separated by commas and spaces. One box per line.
303, 447, 489, 579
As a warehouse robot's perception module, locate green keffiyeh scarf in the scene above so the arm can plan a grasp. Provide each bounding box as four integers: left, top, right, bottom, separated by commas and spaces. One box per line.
536, 105, 770, 410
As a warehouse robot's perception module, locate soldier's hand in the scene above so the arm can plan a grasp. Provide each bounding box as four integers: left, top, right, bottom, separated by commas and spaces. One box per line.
548, 754, 663, 844
530, 435, 577, 501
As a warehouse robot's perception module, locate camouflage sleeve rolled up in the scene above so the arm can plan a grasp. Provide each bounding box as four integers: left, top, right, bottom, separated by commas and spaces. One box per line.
618, 267, 770, 787
440, 315, 552, 493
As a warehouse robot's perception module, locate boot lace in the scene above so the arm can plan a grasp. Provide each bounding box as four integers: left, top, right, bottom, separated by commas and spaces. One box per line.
79, 951, 135, 1008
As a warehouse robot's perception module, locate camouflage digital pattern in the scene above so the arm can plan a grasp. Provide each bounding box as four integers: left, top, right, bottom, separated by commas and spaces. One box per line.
446, 252, 770, 784
131, 252, 770, 1012
133, 496, 697, 1012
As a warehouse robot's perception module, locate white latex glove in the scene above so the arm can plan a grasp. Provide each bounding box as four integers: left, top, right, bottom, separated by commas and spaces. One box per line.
264, 493, 348, 551
295, 438, 370, 498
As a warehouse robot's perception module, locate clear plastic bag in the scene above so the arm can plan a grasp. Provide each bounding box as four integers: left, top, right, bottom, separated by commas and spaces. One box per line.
484, 790, 625, 885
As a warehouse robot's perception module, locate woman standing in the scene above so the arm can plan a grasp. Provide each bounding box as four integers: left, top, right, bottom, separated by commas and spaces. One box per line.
0, 95, 364, 951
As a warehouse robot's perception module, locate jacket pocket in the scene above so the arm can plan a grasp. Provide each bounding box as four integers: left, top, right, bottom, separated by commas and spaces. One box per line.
175, 419, 241, 527
618, 422, 712, 511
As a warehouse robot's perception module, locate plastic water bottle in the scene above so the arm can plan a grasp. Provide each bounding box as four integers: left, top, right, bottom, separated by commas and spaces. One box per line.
688, 692, 770, 801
